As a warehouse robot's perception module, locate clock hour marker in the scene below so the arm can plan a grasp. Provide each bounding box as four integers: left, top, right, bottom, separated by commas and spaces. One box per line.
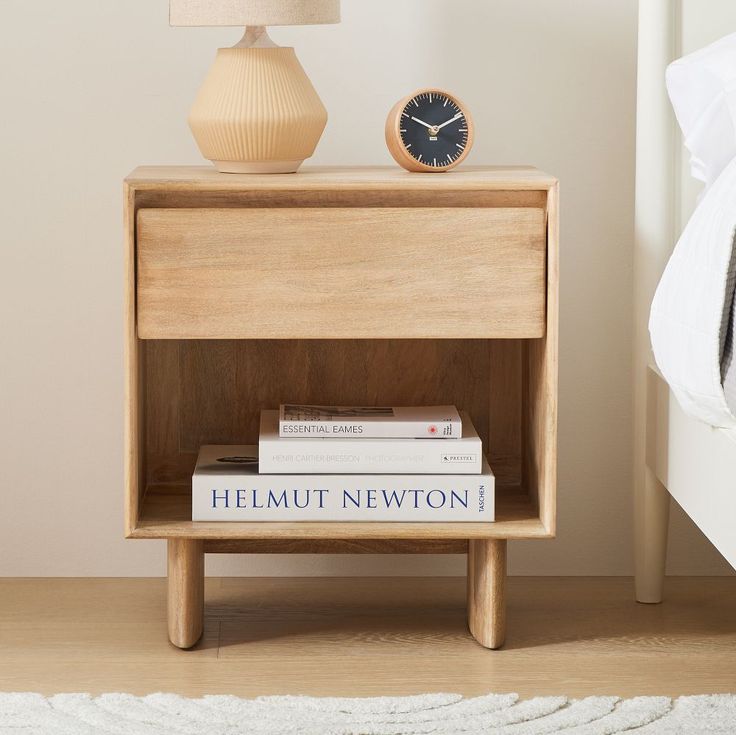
417, 154, 422, 161
433, 157, 437, 167
456, 143, 464, 149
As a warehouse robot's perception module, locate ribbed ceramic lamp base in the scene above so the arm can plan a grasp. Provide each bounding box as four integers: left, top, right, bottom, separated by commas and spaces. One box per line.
189, 47, 327, 174
214, 159, 303, 174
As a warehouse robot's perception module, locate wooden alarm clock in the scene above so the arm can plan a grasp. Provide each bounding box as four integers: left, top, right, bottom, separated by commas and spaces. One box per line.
385, 88, 474, 172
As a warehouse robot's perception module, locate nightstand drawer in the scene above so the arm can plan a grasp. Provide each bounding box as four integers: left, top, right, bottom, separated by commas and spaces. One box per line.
136, 207, 546, 339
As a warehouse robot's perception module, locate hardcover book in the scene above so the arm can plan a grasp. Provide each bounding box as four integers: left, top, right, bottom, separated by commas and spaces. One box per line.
260, 410, 482, 474
192, 445, 494, 522
278, 404, 462, 439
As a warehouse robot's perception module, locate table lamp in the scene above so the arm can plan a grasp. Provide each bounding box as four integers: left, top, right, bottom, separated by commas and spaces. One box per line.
170, 0, 340, 173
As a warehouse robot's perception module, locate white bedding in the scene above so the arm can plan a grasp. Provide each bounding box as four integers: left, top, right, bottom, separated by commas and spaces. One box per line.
666, 31, 736, 190
649, 157, 736, 428
649, 32, 736, 428
721, 236, 736, 412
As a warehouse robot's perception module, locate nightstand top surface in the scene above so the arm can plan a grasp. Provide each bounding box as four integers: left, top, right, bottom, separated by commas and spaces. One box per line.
125, 165, 557, 191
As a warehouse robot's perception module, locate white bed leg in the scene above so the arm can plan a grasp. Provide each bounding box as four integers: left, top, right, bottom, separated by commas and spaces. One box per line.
632, 0, 676, 604
634, 466, 670, 603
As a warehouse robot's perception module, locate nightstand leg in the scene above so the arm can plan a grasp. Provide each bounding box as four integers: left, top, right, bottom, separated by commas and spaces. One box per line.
167, 539, 204, 649
467, 539, 507, 649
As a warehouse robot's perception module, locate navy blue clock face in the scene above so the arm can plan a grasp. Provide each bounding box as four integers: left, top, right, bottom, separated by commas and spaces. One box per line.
400, 91, 469, 169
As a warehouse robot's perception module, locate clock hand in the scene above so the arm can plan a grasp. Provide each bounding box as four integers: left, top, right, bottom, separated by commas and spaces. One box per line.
410, 116, 434, 129
437, 112, 464, 130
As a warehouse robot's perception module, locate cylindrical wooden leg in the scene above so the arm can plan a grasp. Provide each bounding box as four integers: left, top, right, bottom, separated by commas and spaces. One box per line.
634, 467, 670, 604
167, 539, 204, 649
467, 539, 506, 649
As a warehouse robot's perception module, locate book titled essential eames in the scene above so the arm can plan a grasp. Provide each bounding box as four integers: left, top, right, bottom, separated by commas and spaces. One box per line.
260, 409, 482, 474
278, 404, 462, 439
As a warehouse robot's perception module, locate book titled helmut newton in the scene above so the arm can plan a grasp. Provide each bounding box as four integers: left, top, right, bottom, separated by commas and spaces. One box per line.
260, 410, 483, 474
192, 446, 494, 522
279, 404, 462, 439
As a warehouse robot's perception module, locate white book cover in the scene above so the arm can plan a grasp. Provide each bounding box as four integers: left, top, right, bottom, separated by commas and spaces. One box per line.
278, 404, 462, 439
260, 410, 482, 474
192, 445, 494, 522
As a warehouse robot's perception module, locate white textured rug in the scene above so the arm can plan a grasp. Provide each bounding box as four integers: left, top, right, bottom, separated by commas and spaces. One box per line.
1, 692, 735, 734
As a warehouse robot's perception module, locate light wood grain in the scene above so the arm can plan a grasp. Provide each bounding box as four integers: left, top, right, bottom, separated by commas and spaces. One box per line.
123, 183, 145, 537
204, 539, 468, 554
135, 484, 546, 540
523, 181, 558, 533
179, 341, 239, 452
167, 539, 204, 649
144, 340, 181, 484
124, 166, 559, 647
142, 338, 497, 487
124, 167, 558, 542
128, 166, 552, 223
137, 207, 546, 340
467, 539, 507, 649
134, 189, 548, 211
488, 340, 522, 486
126, 165, 557, 192
3, 577, 736, 698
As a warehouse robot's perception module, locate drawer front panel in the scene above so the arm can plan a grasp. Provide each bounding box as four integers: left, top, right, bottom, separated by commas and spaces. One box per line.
137, 207, 546, 339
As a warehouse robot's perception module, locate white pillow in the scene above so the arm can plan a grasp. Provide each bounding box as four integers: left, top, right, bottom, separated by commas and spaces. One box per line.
666, 32, 736, 189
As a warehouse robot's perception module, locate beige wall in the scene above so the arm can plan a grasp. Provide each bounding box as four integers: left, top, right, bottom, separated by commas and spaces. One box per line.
0, 0, 731, 576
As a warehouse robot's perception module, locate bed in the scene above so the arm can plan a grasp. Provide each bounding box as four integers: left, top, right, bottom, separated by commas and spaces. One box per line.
634, 0, 736, 603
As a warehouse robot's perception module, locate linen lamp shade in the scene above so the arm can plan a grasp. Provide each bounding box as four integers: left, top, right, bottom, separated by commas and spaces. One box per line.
170, 0, 340, 26
171, 0, 340, 173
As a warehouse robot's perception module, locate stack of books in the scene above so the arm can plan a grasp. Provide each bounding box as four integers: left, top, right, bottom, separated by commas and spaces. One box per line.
192, 405, 494, 522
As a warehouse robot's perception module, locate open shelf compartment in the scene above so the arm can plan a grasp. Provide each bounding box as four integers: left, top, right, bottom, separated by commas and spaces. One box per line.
126, 338, 555, 542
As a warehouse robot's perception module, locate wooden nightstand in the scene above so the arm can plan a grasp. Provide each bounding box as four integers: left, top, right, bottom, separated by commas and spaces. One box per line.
124, 166, 558, 650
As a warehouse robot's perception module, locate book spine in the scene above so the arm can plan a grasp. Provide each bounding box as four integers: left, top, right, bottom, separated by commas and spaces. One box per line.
278, 417, 462, 439
192, 475, 494, 522
258, 437, 483, 474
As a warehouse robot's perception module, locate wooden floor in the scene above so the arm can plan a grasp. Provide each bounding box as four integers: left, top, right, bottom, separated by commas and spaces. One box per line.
1, 576, 735, 698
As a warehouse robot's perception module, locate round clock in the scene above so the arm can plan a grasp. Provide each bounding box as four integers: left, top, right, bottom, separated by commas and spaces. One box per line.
385, 89, 474, 172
